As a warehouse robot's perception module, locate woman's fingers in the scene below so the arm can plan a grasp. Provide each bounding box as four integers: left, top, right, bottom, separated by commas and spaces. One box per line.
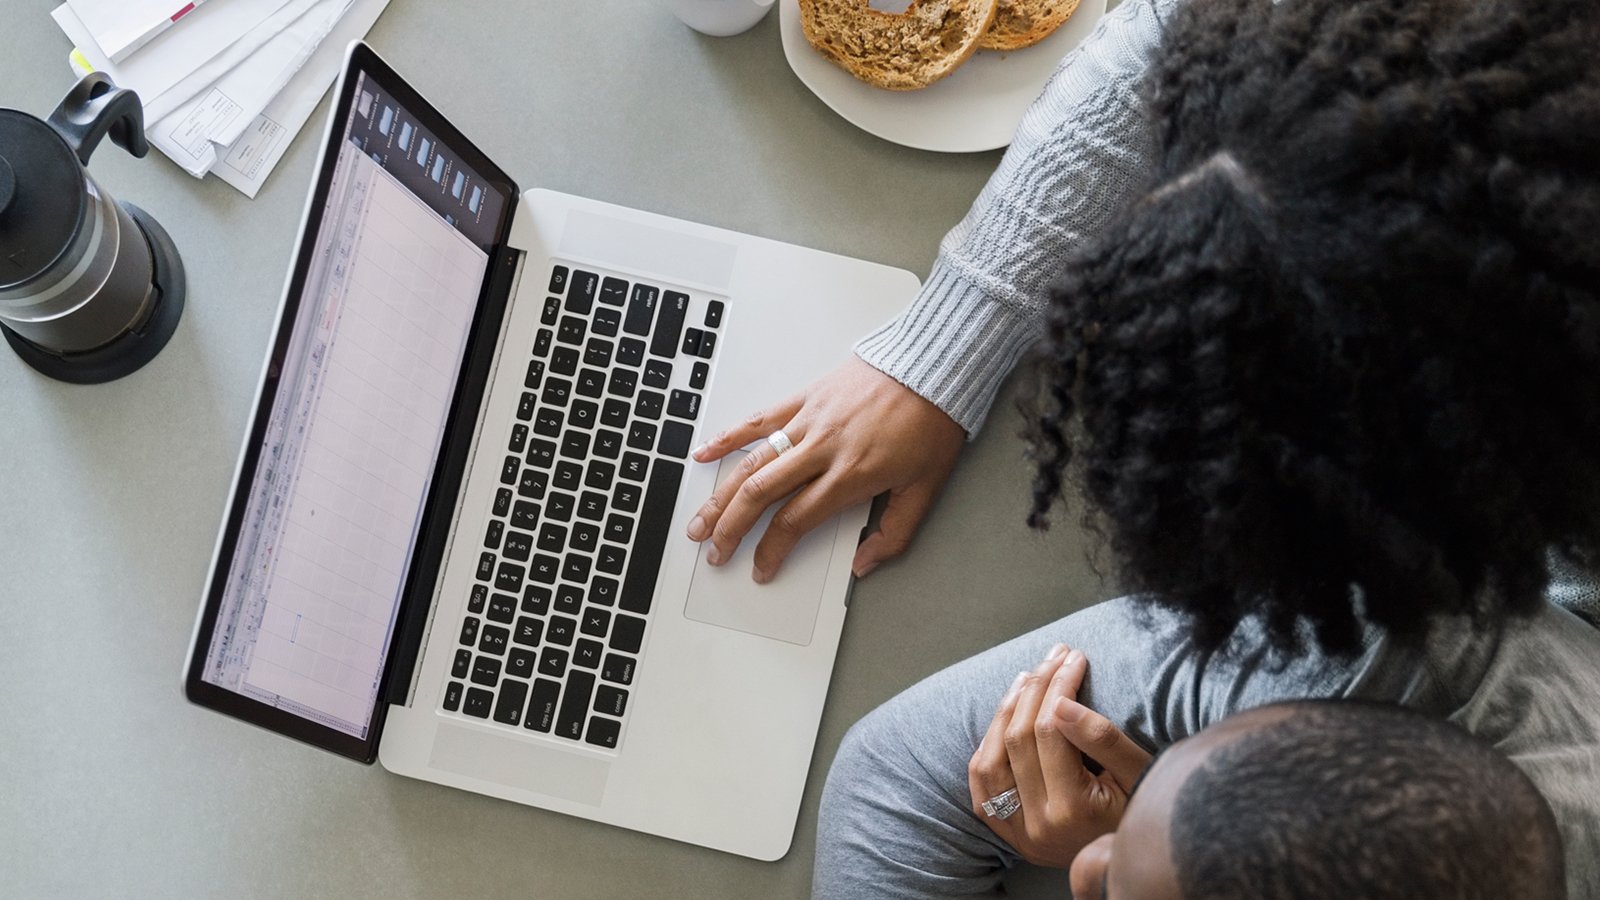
969, 671, 1028, 814
1033, 649, 1092, 800
687, 416, 811, 550
689, 393, 805, 465
749, 474, 874, 583
1003, 646, 1070, 814
1052, 696, 1154, 793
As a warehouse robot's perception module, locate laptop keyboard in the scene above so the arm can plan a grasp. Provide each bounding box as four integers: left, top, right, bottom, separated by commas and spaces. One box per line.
441, 263, 723, 750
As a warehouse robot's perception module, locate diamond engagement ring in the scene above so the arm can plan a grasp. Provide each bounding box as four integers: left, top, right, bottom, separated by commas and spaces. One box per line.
766, 429, 794, 456
982, 788, 1022, 820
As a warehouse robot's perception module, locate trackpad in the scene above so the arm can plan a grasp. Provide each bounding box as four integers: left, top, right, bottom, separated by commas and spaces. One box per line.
683, 452, 841, 646
429, 723, 609, 806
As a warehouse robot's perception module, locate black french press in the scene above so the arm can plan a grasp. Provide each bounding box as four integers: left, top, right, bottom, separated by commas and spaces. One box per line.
0, 72, 185, 384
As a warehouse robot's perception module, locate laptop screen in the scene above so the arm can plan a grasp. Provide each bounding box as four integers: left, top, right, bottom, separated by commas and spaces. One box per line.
187, 45, 517, 761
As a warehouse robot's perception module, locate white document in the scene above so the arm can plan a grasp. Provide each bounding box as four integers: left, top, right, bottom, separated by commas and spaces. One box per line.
51, 0, 295, 111
65, 0, 217, 63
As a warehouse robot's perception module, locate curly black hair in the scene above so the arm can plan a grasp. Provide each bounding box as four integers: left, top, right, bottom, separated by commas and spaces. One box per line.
1027, 0, 1600, 653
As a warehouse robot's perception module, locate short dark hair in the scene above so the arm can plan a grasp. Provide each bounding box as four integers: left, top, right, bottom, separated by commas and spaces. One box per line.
1169, 701, 1565, 899
1026, 0, 1600, 653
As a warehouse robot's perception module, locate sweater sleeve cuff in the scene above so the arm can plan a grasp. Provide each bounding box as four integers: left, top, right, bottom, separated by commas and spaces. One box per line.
853, 261, 1044, 436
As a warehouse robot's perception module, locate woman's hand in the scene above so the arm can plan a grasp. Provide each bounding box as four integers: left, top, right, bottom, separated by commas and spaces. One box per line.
967, 645, 1153, 868
686, 356, 966, 582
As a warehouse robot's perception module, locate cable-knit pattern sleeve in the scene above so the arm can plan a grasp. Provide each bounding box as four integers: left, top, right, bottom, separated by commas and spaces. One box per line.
855, 0, 1184, 435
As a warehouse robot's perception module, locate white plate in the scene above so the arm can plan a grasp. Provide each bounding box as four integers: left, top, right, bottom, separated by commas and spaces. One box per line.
779, 0, 1109, 153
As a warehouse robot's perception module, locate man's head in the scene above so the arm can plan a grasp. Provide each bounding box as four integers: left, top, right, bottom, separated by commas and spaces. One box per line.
1027, 0, 1600, 652
1068, 701, 1566, 899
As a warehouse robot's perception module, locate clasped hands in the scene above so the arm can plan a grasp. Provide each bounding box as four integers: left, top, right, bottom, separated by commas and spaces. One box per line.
967, 645, 1153, 869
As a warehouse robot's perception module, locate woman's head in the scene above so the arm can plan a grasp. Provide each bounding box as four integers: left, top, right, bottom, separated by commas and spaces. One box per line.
1029, 0, 1600, 652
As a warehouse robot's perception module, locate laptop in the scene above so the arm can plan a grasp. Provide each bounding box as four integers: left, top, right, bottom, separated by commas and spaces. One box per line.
184, 41, 916, 860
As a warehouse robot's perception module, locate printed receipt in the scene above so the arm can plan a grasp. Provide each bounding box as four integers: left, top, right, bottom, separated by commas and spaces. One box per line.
223, 116, 288, 181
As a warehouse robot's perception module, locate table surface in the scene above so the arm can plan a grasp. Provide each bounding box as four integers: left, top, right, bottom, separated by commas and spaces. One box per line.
0, 3, 1110, 896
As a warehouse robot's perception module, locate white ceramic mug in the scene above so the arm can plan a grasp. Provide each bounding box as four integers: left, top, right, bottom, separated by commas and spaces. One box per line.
659, 0, 777, 36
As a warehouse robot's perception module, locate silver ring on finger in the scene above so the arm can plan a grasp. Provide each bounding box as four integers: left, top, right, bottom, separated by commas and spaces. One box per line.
766, 429, 794, 457
982, 787, 1022, 820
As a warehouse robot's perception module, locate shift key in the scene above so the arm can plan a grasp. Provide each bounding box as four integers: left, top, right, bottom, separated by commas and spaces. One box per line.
555, 671, 596, 740
651, 291, 689, 358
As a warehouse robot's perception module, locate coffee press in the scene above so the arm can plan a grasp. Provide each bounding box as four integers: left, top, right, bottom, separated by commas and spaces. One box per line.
0, 72, 185, 384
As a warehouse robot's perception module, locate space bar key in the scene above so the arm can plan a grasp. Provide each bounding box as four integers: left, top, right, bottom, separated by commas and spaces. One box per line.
619, 459, 685, 615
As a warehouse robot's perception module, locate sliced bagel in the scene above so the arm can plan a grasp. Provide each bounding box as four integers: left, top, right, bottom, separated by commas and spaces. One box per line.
799, 0, 1000, 91
977, 0, 1081, 51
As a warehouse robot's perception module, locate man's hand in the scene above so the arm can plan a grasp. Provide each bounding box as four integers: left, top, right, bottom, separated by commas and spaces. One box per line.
967, 645, 1153, 868
685, 356, 965, 582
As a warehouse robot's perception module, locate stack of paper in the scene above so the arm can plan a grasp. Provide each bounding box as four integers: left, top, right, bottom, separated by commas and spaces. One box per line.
50, 0, 390, 197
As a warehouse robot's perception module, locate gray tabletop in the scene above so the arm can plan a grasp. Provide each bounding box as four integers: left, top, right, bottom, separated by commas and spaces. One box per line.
0, 3, 1107, 896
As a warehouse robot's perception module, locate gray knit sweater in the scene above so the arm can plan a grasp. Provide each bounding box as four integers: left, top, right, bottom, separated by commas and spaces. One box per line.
855, 0, 1181, 434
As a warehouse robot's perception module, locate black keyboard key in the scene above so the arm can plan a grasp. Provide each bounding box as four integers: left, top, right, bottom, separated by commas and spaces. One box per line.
582, 607, 612, 638
572, 521, 600, 553
595, 684, 629, 717
599, 276, 628, 306
652, 292, 689, 359
550, 345, 579, 376
620, 452, 649, 482
705, 300, 724, 328
658, 420, 694, 459
542, 377, 572, 407
509, 423, 529, 453
563, 554, 592, 583
452, 648, 472, 679
534, 328, 553, 357
601, 653, 635, 685
488, 592, 518, 623
605, 514, 634, 544
538, 523, 567, 554
514, 616, 543, 647
585, 460, 615, 491
531, 553, 560, 583
668, 390, 701, 420
495, 562, 524, 593
624, 284, 659, 336
628, 422, 657, 452
548, 615, 577, 646
613, 482, 642, 513
574, 638, 604, 670
464, 687, 494, 718
443, 681, 464, 712
578, 491, 607, 521
610, 614, 647, 654
556, 671, 597, 740
699, 331, 716, 357
689, 361, 709, 390
517, 393, 537, 422
584, 338, 613, 368
526, 439, 556, 469
470, 655, 501, 686
476, 552, 496, 582
541, 296, 561, 328
469, 585, 488, 614
586, 716, 621, 749
486, 518, 505, 549
547, 491, 575, 522
643, 359, 673, 389
523, 585, 551, 615
526, 679, 561, 732
549, 265, 569, 294
594, 306, 621, 336
555, 584, 585, 615
501, 530, 532, 563
554, 460, 583, 492
526, 360, 546, 393
635, 390, 665, 420
558, 315, 587, 346
494, 678, 529, 726
567, 269, 598, 314
617, 337, 645, 368
494, 488, 513, 517
602, 398, 631, 429
561, 431, 591, 460
620, 459, 684, 614
533, 408, 563, 438
480, 624, 509, 655
569, 398, 598, 430
597, 544, 627, 576
577, 367, 606, 398
538, 646, 569, 678
608, 368, 638, 399
594, 429, 623, 460
507, 646, 537, 678
460, 616, 480, 646
590, 577, 619, 607
518, 468, 548, 500
512, 500, 540, 531
682, 328, 702, 356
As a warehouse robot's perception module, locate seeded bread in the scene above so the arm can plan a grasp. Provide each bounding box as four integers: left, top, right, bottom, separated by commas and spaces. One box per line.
798, 0, 1000, 91
977, 0, 1082, 50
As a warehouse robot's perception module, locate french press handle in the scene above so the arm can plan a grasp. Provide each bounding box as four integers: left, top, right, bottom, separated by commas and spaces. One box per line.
45, 72, 148, 165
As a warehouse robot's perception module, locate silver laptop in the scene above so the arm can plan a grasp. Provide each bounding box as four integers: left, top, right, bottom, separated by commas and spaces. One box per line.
184, 42, 915, 860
